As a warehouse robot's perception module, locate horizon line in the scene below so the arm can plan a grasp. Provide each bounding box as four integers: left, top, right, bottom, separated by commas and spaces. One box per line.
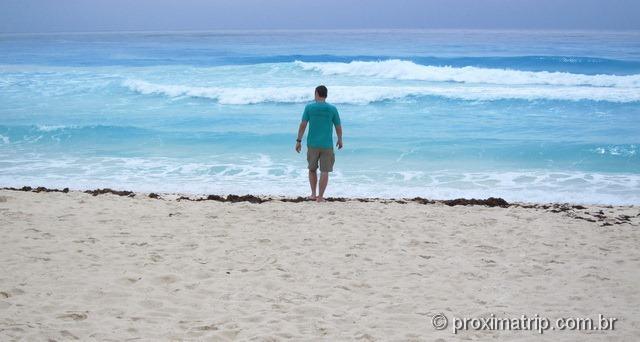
2, 27, 640, 36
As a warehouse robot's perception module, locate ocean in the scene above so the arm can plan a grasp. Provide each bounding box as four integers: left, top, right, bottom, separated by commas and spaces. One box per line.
0, 30, 639, 204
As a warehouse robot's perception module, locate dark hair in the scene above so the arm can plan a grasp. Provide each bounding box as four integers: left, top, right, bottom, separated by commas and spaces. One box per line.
315, 85, 328, 98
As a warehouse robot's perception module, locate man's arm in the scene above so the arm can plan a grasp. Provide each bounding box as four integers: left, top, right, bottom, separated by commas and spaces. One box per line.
335, 124, 343, 149
332, 107, 342, 150
295, 120, 307, 153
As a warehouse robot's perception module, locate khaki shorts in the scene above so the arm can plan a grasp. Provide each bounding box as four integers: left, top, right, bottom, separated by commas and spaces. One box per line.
307, 147, 335, 172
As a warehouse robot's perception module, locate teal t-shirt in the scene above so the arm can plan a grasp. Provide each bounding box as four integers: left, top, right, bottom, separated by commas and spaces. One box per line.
301, 101, 341, 149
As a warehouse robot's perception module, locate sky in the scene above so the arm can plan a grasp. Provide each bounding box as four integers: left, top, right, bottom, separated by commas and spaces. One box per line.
1, 0, 639, 33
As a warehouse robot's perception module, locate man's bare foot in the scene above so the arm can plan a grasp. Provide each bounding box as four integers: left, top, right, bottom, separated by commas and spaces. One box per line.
316, 197, 325, 203
308, 195, 317, 201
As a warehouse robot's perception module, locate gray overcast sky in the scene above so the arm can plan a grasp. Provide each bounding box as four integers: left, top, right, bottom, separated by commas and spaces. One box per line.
1, 0, 639, 33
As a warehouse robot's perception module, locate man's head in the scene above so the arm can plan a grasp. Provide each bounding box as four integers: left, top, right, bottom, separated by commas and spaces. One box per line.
314, 85, 328, 101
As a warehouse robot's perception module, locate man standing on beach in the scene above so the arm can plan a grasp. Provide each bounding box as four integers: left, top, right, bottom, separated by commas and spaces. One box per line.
295, 85, 343, 202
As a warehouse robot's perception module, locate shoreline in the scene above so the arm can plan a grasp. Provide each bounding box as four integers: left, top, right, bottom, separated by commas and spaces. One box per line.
4, 185, 637, 206
2, 185, 638, 227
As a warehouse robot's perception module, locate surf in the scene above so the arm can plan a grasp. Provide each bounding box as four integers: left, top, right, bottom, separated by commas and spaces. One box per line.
123, 78, 640, 104
294, 60, 640, 88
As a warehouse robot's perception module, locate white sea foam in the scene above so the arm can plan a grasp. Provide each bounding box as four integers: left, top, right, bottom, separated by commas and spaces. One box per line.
123, 79, 311, 104
35, 125, 72, 132
593, 145, 637, 156
123, 79, 640, 104
0, 135, 10, 144
294, 60, 640, 88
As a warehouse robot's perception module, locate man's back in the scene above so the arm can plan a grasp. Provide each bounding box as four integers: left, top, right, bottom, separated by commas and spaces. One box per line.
295, 85, 343, 202
302, 101, 341, 149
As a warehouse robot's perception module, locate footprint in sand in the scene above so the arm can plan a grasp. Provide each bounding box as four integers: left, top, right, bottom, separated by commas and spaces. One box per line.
194, 323, 219, 331
475, 244, 502, 253
149, 253, 164, 262
157, 275, 179, 284
57, 311, 88, 321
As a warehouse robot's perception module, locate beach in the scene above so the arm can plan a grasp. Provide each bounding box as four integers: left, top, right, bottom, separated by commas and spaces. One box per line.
1, 188, 638, 341
0, 1, 639, 340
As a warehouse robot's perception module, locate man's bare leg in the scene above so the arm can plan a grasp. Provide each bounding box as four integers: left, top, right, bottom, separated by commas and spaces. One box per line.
308, 170, 317, 200
317, 171, 329, 202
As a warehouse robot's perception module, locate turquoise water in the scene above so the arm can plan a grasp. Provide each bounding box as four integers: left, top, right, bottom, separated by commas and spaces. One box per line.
1, 30, 639, 204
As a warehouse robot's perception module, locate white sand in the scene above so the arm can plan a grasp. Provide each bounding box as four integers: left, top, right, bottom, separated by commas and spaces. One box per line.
1, 189, 639, 341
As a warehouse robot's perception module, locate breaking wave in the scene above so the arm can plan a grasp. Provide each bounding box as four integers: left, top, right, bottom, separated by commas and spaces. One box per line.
294, 60, 640, 88
123, 79, 640, 104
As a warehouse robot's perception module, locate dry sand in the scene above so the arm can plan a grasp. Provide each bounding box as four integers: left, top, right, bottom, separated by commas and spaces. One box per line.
0, 189, 639, 341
